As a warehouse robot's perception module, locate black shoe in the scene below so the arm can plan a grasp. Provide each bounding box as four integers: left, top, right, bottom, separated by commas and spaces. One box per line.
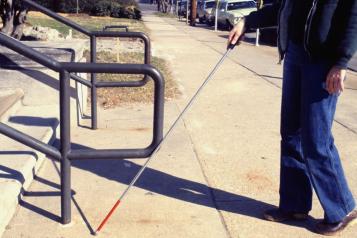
263, 209, 309, 222
315, 210, 357, 236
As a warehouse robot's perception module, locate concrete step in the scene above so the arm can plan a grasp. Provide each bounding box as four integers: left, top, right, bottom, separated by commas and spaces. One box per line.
0, 39, 89, 237
0, 105, 59, 237
0, 40, 87, 69
0, 89, 24, 122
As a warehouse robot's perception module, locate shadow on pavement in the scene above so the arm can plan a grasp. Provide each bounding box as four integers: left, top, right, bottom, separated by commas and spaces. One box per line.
7, 136, 316, 233
66, 140, 315, 232
0, 53, 78, 99
2, 126, 316, 233
8, 116, 59, 132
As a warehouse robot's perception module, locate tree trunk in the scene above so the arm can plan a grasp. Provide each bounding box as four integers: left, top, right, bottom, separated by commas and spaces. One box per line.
163, 0, 169, 13
190, 0, 196, 26
1, 0, 14, 35
12, 5, 28, 39
157, 0, 161, 11
0, 0, 28, 40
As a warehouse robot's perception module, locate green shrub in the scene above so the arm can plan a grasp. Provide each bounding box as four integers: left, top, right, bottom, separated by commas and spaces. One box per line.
31, 0, 141, 19
91, 0, 112, 16
91, 1, 141, 20
118, 6, 141, 20
110, 4, 122, 18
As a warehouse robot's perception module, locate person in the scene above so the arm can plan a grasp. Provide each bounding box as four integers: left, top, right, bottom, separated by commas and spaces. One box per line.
228, 0, 357, 236
256, 0, 264, 9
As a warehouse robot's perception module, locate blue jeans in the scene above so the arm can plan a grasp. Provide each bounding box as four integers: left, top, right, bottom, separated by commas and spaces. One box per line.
279, 41, 355, 223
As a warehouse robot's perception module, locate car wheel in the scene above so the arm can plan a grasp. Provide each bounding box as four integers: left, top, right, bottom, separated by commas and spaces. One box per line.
226, 20, 233, 31
207, 19, 214, 26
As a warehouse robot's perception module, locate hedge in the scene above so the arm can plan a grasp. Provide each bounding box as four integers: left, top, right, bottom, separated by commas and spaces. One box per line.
90, 0, 141, 19
32, 0, 141, 19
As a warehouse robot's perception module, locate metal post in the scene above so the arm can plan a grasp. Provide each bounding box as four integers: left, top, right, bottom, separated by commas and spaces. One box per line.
60, 70, 71, 224
186, 1, 189, 24
176, 0, 179, 15
90, 36, 98, 129
214, 0, 219, 31
255, 28, 260, 46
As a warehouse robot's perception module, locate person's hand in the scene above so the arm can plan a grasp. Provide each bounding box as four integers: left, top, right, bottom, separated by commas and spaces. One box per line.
228, 18, 246, 46
325, 66, 346, 95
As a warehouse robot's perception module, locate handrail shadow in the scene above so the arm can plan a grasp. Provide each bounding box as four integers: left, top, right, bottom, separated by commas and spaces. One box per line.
63, 140, 316, 232
0, 54, 78, 99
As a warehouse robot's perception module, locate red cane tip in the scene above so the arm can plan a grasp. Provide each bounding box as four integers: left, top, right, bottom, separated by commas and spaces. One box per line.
95, 199, 122, 233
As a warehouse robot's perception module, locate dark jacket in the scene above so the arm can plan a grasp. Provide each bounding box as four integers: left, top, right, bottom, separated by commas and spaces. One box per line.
245, 0, 357, 68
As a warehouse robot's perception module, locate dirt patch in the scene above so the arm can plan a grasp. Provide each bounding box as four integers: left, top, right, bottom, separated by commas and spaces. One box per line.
137, 219, 161, 224
245, 169, 275, 191
84, 51, 181, 108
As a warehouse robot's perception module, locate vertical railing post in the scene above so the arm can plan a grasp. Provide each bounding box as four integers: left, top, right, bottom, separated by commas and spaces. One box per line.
152, 73, 165, 146
90, 35, 98, 129
60, 70, 72, 224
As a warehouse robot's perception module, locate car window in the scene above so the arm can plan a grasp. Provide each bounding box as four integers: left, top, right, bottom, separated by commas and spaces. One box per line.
227, 1, 256, 11
219, 2, 226, 10
205, 1, 216, 8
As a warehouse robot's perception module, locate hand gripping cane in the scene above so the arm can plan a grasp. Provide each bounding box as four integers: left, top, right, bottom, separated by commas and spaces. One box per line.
94, 42, 239, 235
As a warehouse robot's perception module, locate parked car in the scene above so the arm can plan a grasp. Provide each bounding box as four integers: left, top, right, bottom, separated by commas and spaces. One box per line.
262, 0, 274, 6
177, 0, 189, 17
197, 0, 216, 23
209, 0, 257, 30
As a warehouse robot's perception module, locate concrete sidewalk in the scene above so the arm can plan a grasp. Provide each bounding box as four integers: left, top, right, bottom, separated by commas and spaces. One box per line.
3, 4, 357, 238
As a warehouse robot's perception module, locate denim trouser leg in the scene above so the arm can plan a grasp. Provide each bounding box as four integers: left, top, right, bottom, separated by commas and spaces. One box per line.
279, 42, 356, 223
279, 43, 313, 214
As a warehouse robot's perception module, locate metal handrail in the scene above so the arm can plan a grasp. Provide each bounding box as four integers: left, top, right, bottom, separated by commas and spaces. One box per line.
0, 32, 61, 71
103, 25, 129, 32
0, 30, 164, 224
0, 122, 62, 160
23, 0, 151, 129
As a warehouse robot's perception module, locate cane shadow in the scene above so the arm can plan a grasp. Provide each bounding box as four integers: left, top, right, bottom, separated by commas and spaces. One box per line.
62, 140, 317, 232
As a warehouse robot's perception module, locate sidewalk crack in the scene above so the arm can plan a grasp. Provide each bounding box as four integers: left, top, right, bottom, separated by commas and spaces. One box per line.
173, 102, 233, 238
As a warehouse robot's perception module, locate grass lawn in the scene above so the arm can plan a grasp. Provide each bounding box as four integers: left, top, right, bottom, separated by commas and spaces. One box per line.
154, 12, 177, 18
26, 11, 181, 108
26, 12, 149, 38
84, 51, 181, 108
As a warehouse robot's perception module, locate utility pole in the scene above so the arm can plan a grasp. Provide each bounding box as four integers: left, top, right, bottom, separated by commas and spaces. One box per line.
190, 0, 197, 26
76, 0, 79, 14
